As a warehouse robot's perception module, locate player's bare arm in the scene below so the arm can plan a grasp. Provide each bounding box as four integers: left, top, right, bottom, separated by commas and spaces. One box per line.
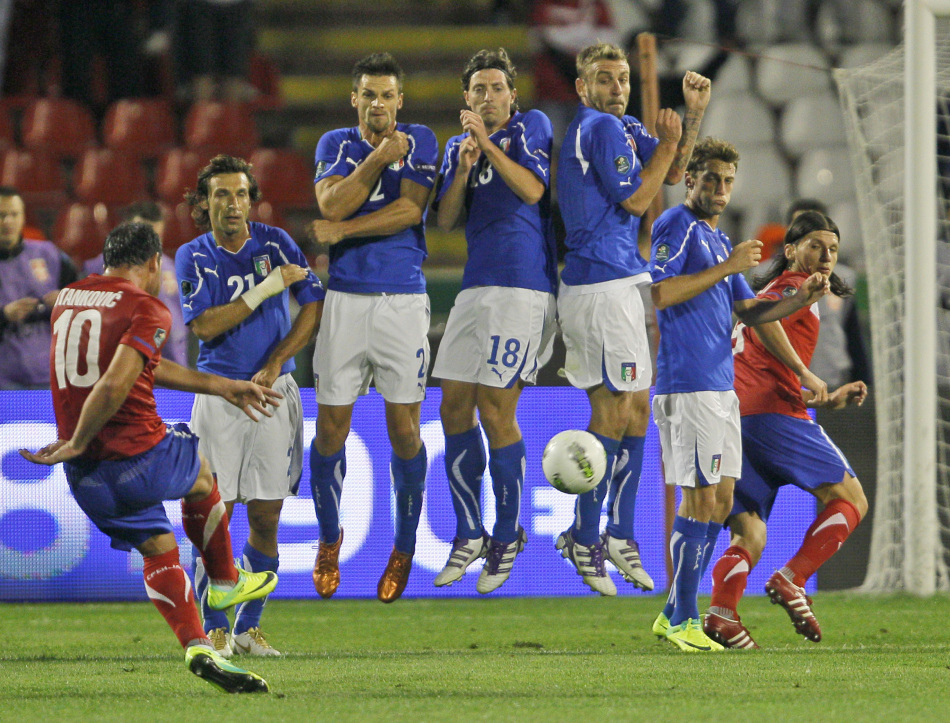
461, 110, 544, 205
746, 319, 830, 405
20, 343, 146, 465
620, 108, 682, 216
252, 300, 323, 389
666, 71, 711, 184
188, 264, 308, 341
651, 238, 761, 310
310, 178, 429, 245
154, 357, 284, 420
436, 136, 480, 232
735, 271, 829, 326
315, 130, 409, 222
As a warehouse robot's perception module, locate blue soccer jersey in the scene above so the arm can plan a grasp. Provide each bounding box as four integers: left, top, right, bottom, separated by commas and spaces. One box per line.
315, 123, 438, 294
556, 104, 659, 286
651, 204, 754, 394
435, 109, 557, 293
175, 222, 326, 380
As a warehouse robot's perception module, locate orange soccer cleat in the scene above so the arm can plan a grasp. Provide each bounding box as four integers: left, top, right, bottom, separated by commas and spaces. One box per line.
312, 529, 343, 599
377, 548, 413, 603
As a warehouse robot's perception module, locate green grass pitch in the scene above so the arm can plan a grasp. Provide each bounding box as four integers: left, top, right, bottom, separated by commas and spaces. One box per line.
4, 593, 948, 722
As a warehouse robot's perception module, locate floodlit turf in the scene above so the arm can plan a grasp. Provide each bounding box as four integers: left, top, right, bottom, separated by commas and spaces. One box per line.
3, 593, 948, 722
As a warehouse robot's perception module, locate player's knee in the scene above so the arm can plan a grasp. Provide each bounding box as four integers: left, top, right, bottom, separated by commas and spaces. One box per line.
185, 456, 215, 500
387, 420, 421, 457
247, 507, 281, 537
476, 404, 516, 444
315, 417, 349, 456
440, 395, 476, 434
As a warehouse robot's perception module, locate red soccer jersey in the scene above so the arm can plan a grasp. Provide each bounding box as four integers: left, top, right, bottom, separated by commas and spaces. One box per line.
50, 275, 171, 460
732, 270, 820, 420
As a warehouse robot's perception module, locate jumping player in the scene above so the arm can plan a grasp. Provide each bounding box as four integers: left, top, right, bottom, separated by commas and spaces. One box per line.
309, 53, 438, 603
176, 155, 325, 657
431, 48, 557, 593
704, 210, 868, 648
21, 222, 280, 693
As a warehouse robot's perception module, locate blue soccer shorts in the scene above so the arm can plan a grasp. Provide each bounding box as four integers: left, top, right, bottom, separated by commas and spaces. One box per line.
63, 424, 201, 551
731, 413, 855, 523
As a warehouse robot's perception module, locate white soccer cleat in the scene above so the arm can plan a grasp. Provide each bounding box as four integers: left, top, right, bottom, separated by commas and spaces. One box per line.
556, 529, 617, 596
207, 627, 233, 659
603, 533, 655, 591
434, 534, 489, 587
476, 528, 527, 594
231, 627, 281, 657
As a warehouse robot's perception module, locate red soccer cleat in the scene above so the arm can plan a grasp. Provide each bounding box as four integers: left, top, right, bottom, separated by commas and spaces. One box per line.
765, 571, 822, 642
703, 611, 760, 649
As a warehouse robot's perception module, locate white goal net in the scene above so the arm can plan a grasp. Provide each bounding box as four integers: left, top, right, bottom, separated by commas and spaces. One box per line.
835, 7, 950, 593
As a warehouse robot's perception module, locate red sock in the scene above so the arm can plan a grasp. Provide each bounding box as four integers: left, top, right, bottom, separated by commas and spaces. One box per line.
710, 545, 753, 614
143, 548, 209, 648
786, 499, 862, 587
180, 480, 238, 584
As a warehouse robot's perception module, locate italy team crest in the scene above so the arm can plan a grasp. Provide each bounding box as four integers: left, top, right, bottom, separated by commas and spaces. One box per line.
253, 255, 272, 276
389, 158, 405, 171
499, 137, 511, 152
620, 362, 636, 382
710, 454, 721, 475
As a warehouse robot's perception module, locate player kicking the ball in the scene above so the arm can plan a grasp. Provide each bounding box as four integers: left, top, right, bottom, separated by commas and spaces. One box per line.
21, 223, 281, 692
430, 48, 557, 593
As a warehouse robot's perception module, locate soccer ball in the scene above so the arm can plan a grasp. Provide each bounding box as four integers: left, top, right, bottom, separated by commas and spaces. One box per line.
541, 430, 607, 494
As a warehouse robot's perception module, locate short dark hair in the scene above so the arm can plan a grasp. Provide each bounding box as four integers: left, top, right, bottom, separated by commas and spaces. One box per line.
103, 222, 162, 268
686, 137, 740, 175
121, 200, 163, 224
352, 52, 404, 93
461, 48, 519, 111
0, 186, 21, 201
785, 198, 829, 225
185, 154, 261, 231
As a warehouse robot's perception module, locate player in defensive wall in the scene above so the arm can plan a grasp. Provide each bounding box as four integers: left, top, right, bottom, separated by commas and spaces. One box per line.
704, 210, 869, 649
554, 42, 710, 596
309, 52, 438, 603
176, 155, 326, 657
429, 48, 557, 593
648, 138, 830, 652
21, 222, 281, 693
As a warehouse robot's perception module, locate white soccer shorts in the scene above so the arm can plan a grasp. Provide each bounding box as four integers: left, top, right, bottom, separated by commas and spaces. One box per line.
432, 286, 556, 388
652, 389, 742, 488
314, 290, 430, 405
191, 373, 304, 502
557, 277, 653, 392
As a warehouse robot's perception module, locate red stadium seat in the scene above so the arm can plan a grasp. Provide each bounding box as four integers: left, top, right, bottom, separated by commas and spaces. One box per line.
248, 53, 282, 110
249, 200, 286, 229
74, 149, 148, 206
0, 148, 67, 209
22, 97, 97, 160
249, 148, 315, 208
155, 147, 206, 205
161, 201, 200, 255
0, 107, 14, 153
52, 202, 116, 264
184, 101, 259, 158
102, 99, 177, 160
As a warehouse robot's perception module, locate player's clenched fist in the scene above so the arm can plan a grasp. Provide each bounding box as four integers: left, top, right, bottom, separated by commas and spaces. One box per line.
279, 263, 309, 287
682, 71, 712, 112
374, 130, 409, 166
655, 108, 682, 145
798, 271, 831, 303
457, 135, 481, 173
729, 238, 763, 273
309, 219, 346, 246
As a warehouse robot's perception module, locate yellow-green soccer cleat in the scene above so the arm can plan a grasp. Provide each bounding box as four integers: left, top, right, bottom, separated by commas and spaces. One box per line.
664, 618, 725, 652
185, 646, 269, 693
652, 611, 670, 638
206, 567, 277, 611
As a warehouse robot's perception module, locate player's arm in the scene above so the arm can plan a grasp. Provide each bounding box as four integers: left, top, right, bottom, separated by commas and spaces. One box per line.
745, 319, 829, 405
817, 381, 868, 409
188, 264, 309, 341
620, 108, 681, 216
665, 71, 711, 184
436, 138, 478, 232
251, 300, 323, 388
310, 178, 429, 245
463, 111, 545, 204
735, 272, 830, 326
315, 131, 409, 221
19, 344, 145, 465
652, 238, 763, 309
154, 358, 282, 420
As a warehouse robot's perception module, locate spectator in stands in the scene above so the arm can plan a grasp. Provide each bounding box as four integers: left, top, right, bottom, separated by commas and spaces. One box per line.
82, 202, 190, 367
0, 186, 78, 389
174, 0, 257, 102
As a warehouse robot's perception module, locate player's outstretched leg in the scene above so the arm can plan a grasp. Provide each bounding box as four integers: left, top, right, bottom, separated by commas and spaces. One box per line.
477, 527, 527, 594
434, 533, 489, 587
604, 434, 653, 590
706, 544, 757, 648
702, 611, 759, 649
186, 646, 269, 693
207, 566, 277, 610
556, 528, 616, 596
378, 547, 413, 603
765, 569, 822, 642
313, 528, 344, 598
